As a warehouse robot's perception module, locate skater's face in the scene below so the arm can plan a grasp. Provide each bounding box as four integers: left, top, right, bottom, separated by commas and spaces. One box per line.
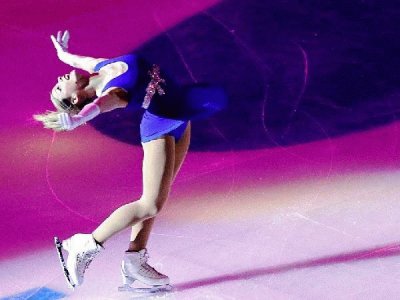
51, 70, 88, 108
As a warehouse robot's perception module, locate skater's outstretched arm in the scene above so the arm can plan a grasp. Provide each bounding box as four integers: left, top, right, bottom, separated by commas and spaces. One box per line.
34, 30, 129, 131
51, 30, 106, 73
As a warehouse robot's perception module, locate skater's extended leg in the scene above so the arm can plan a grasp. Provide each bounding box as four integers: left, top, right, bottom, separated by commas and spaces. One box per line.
92, 135, 175, 244
128, 122, 191, 252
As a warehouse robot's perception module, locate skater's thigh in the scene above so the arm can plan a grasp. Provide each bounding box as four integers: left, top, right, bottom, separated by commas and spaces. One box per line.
173, 121, 191, 182
141, 135, 175, 211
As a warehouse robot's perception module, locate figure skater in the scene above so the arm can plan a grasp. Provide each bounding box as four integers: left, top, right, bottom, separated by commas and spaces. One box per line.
34, 30, 226, 290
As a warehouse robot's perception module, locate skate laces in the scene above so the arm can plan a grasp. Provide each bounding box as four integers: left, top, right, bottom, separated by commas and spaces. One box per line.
77, 249, 99, 278
139, 251, 150, 264
140, 262, 163, 277
138, 251, 164, 278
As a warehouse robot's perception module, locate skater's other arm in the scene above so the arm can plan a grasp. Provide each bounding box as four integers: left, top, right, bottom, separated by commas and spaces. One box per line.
36, 90, 128, 131
51, 30, 106, 74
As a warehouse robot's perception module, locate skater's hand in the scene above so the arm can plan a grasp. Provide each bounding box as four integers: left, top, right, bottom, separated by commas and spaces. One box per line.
49, 30, 106, 72
34, 111, 72, 131
35, 111, 81, 131
34, 102, 101, 132
51, 30, 70, 57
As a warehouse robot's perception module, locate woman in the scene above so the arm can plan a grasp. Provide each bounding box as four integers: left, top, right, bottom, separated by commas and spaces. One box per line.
34, 31, 226, 290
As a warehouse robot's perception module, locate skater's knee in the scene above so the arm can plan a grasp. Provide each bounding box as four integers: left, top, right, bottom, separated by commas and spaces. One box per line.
136, 198, 163, 219
143, 204, 159, 218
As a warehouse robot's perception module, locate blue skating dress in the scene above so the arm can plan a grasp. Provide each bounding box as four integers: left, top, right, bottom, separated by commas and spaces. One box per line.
94, 54, 227, 143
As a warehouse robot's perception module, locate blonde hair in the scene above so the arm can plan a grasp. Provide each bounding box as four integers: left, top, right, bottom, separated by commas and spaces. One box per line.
33, 93, 80, 131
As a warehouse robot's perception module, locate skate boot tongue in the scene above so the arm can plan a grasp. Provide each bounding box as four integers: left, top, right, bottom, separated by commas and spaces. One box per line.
122, 249, 170, 286
125, 249, 149, 264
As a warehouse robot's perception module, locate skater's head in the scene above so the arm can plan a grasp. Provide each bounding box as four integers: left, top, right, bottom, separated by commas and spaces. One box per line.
50, 69, 91, 113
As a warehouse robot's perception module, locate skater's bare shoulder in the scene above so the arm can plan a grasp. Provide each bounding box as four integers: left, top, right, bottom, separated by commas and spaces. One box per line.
94, 88, 129, 113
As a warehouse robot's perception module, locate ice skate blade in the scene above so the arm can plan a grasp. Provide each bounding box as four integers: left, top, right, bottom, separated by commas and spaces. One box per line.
54, 236, 76, 290
118, 284, 173, 294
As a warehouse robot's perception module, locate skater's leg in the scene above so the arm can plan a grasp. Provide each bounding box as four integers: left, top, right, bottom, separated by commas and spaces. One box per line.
171, 122, 191, 181
92, 136, 176, 244
128, 218, 154, 252
119, 125, 191, 288
128, 122, 191, 251
171, 122, 191, 182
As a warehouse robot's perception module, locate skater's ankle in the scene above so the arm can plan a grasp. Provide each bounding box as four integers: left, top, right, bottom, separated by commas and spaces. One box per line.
127, 242, 146, 252
126, 249, 143, 253
126, 247, 145, 253
92, 236, 104, 248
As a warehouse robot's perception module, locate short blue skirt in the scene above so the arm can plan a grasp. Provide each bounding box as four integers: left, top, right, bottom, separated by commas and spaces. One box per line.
140, 111, 189, 143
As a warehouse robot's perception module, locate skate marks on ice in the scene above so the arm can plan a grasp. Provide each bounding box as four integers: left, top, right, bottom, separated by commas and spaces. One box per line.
172, 241, 400, 292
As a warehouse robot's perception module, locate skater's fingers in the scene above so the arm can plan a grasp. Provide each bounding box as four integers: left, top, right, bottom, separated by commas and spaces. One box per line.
62, 30, 70, 45
57, 31, 62, 42
50, 35, 61, 51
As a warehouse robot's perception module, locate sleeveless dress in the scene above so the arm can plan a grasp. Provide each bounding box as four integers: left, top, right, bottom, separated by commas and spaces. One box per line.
94, 54, 227, 143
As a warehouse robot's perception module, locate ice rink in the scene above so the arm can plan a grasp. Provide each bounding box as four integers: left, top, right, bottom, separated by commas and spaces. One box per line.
1, 0, 400, 299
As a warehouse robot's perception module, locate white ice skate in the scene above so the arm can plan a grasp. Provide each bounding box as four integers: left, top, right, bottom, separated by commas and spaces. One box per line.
118, 249, 173, 294
54, 234, 102, 289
